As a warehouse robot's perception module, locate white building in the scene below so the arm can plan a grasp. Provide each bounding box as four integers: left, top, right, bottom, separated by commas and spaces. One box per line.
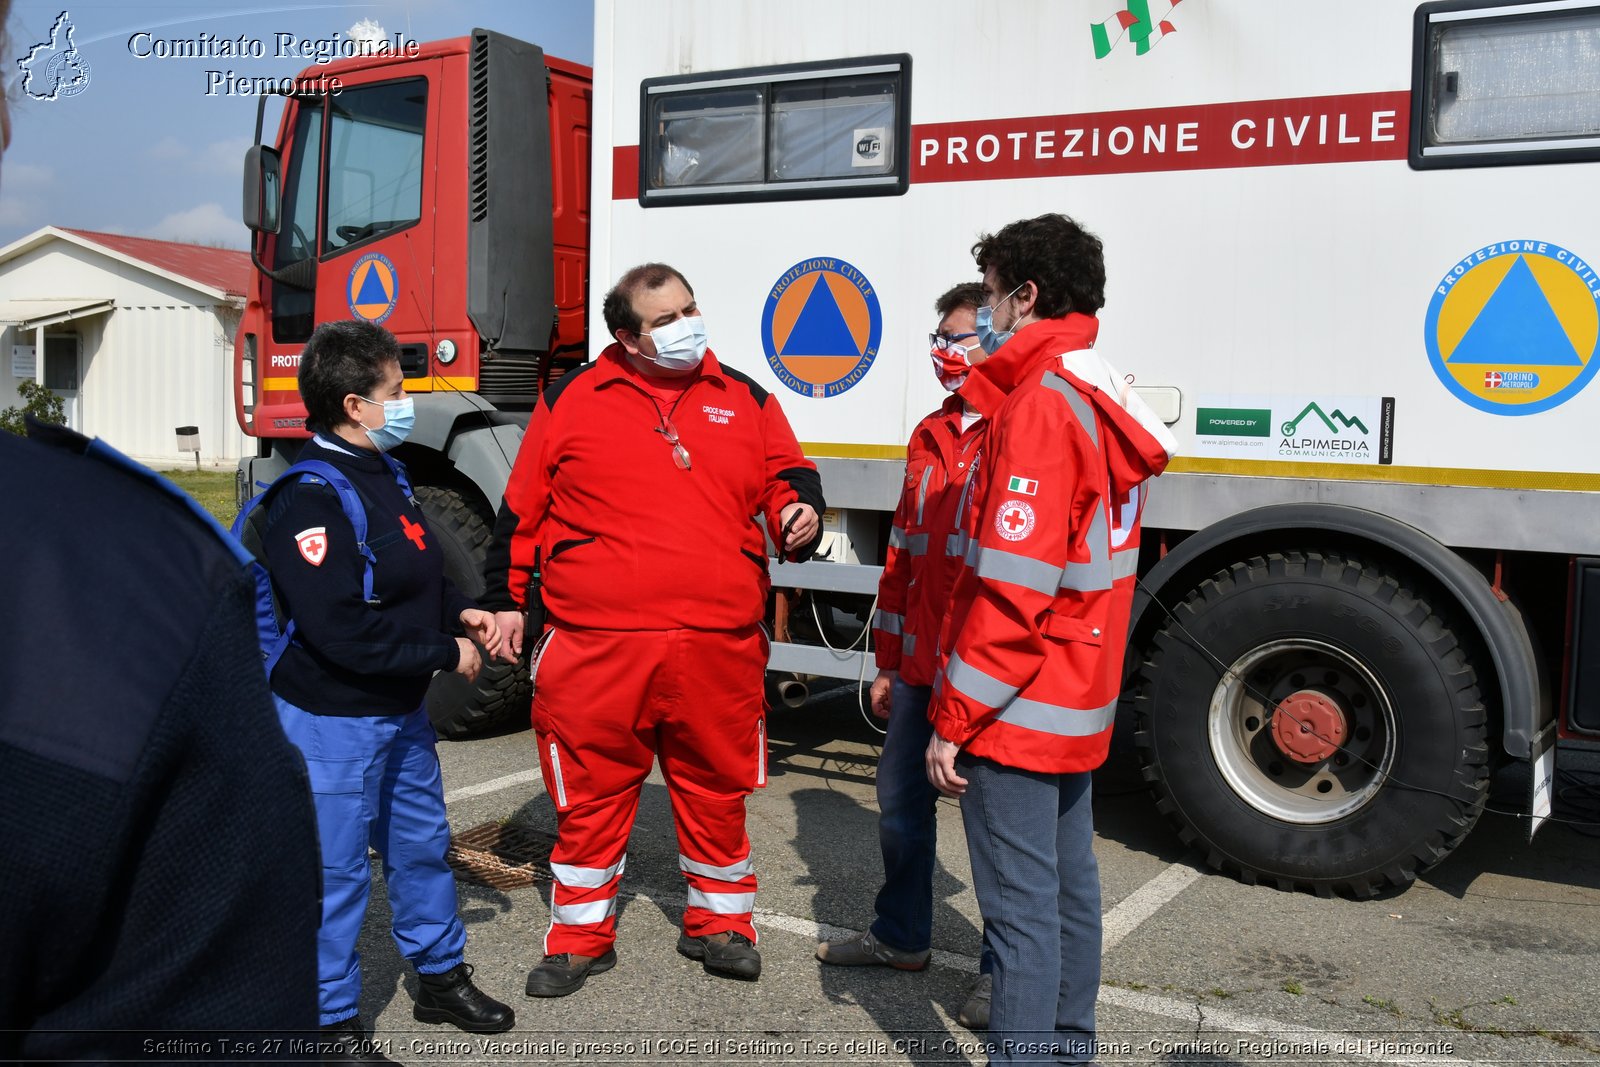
0, 227, 250, 467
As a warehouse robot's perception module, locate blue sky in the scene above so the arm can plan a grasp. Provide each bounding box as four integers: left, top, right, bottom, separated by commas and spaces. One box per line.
1, 1, 594, 249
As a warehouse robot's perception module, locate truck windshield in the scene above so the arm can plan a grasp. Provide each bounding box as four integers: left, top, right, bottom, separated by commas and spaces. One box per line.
323, 78, 427, 255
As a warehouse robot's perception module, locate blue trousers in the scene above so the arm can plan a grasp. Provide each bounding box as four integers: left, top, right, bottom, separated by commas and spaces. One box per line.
958, 755, 1099, 1065
274, 698, 467, 1026
872, 680, 992, 971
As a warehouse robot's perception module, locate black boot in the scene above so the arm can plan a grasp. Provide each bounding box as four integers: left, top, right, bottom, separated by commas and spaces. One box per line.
677, 931, 761, 980
413, 963, 515, 1033
319, 1017, 396, 1064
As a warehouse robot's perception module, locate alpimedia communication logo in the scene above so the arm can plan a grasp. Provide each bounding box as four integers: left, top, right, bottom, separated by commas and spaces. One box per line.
1276, 400, 1389, 462
17, 11, 91, 101
1280, 402, 1368, 438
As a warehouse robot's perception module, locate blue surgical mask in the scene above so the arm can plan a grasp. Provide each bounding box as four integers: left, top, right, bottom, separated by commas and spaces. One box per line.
975, 283, 1027, 355
648, 315, 708, 370
359, 395, 415, 452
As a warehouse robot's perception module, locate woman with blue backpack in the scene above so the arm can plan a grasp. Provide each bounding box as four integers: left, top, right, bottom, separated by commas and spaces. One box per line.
250, 319, 514, 1057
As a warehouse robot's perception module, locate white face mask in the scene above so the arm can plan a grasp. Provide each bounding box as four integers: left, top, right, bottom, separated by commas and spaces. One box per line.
647, 315, 708, 370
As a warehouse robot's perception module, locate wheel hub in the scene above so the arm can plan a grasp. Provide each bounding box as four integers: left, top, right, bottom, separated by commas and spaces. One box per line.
1270, 689, 1347, 764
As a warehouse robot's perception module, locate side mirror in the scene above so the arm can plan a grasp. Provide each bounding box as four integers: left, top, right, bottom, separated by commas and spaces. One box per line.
242, 145, 282, 235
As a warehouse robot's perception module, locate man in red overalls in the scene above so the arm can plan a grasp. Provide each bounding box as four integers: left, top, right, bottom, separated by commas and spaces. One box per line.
483, 263, 824, 997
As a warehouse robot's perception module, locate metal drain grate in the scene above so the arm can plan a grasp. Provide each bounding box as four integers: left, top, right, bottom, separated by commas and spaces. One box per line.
446, 822, 555, 890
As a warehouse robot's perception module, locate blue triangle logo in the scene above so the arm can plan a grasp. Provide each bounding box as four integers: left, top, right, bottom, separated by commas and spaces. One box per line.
355, 264, 392, 307
779, 276, 860, 357
1448, 256, 1582, 366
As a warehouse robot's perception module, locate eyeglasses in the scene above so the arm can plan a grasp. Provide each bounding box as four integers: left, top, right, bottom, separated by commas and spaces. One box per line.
655, 414, 692, 470
929, 331, 978, 352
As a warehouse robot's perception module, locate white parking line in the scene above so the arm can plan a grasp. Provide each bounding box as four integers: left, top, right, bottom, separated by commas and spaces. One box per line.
1099, 986, 1482, 1066
633, 893, 1481, 1067
443, 768, 539, 803
1102, 862, 1203, 950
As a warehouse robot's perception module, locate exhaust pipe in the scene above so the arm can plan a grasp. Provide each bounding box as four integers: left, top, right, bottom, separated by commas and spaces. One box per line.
776, 677, 810, 709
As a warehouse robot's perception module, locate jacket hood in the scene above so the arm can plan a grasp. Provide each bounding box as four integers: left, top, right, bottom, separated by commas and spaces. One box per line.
965, 315, 1178, 494
1058, 346, 1178, 494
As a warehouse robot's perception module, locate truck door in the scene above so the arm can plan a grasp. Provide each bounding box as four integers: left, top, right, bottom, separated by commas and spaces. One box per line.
311, 67, 439, 378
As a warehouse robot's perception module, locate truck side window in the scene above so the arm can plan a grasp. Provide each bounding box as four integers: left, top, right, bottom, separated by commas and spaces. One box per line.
1411, 1, 1600, 169
651, 87, 765, 188
641, 55, 910, 205
770, 75, 897, 181
322, 78, 427, 254
270, 99, 322, 346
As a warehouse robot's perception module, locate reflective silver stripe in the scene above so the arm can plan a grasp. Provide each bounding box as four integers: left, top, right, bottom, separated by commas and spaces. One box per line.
1059, 507, 1113, 592
1112, 547, 1139, 581
686, 888, 756, 915
906, 533, 930, 557
550, 855, 626, 889
873, 609, 904, 635
915, 465, 934, 526
550, 897, 617, 926
947, 532, 964, 558
903, 633, 918, 657
680, 854, 755, 882
888, 524, 907, 550
964, 536, 981, 567
1043, 372, 1099, 446
975, 546, 1062, 595
997, 696, 1118, 737
945, 651, 1020, 708
756, 718, 766, 787
548, 743, 568, 808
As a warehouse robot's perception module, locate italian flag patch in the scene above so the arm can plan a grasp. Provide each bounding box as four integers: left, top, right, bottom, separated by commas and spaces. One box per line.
1007, 475, 1038, 496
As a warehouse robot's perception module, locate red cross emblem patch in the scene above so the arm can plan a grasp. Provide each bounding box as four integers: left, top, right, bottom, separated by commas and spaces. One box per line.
995, 500, 1036, 542
295, 527, 329, 566
401, 514, 428, 551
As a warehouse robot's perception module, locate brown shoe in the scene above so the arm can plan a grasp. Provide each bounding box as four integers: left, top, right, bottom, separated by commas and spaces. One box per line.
524, 949, 616, 997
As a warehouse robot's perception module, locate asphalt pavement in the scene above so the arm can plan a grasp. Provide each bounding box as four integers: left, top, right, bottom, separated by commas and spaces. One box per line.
343, 684, 1600, 1066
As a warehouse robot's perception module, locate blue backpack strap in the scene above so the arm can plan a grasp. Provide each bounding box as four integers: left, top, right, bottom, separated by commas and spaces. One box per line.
278, 460, 378, 605
244, 459, 378, 676
381, 451, 417, 501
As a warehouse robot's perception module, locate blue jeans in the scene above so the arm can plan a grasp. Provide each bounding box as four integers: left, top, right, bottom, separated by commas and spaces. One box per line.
274, 698, 467, 1026
872, 680, 992, 973
870, 680, 940, 953
959, 755, 1099, 1065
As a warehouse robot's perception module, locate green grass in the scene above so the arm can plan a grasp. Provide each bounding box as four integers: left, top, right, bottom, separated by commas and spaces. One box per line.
164, 469, 238, 526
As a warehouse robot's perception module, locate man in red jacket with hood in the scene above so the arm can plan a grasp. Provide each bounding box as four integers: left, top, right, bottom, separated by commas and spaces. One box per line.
483, 263, 824, 997
925, 214, 1176, 1064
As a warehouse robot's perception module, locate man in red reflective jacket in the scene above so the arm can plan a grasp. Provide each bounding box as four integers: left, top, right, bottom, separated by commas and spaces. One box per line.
925, 214, 1176, 1064
815, 282, 995, 1027
482, 263, 824, 997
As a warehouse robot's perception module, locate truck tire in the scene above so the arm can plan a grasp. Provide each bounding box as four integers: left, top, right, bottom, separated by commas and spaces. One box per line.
1130, 551, 1490, 897
415, 485, 531, 739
